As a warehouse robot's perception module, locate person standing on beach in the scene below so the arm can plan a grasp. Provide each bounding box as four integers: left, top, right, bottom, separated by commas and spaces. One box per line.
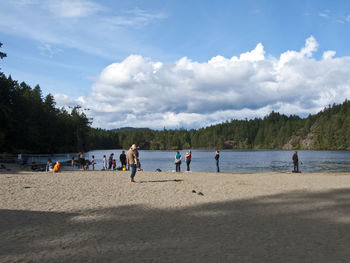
78, 151, 84, 170
108, 153, 114, 170
127, 144, 138, 182
292, 151, 299, 172
102, 155, 107, 170
91, 155, 95, 171
120, 151, 127, 169
215, 150, 220, 173
174, 151, 182, 172
135, 147, 142, 170
185, 151, 192, 172
78, 151, 85, 170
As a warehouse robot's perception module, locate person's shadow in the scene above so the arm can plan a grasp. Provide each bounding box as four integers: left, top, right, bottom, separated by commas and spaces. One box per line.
138, 179, 183, 183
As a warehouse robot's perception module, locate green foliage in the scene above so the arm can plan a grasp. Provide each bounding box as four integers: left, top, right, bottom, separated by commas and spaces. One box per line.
98, 102, 350, 151
311, 100, 350, 150
1, 67, 350, 152
0, 73, 91, 153
0, 42, 6, 60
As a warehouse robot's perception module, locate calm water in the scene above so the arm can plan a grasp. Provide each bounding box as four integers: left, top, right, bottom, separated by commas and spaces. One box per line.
82, 149, 350, 173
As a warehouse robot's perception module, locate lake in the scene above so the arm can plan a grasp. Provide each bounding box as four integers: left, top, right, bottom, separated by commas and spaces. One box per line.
84, 149, 350, 173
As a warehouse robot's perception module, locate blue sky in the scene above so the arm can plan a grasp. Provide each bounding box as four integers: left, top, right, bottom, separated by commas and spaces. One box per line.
1, 0, 350, 129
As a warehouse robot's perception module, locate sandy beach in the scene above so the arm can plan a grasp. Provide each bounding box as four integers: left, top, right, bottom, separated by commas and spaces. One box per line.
1, 169, 350, 262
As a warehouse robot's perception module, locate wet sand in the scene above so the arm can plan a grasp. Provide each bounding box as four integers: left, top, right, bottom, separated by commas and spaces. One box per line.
1, 169, 350, 262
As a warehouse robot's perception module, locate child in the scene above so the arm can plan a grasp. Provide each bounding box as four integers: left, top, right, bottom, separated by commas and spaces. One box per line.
46, 159, 53, 172
102, 155, 107, 170
91, 155, 95, 171
54, 161, 61, 173
112, 159, 116, 170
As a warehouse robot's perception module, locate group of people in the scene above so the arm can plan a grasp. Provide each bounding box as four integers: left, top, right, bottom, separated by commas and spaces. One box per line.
99, 144, 141, 183
174, 150, 299, 174
45, 159, 61, 173
102, 151, 127, 171
73, 154, 96, 170
46, 147, 301, 182
101, 149, 141, 172
72, 151, 129, 171
174, 150, 221, 173
74, 146, 141, 176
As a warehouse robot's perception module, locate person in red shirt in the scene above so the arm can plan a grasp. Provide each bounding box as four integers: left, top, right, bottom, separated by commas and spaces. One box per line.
185, 151, 192, 172
112, 159, 116, 170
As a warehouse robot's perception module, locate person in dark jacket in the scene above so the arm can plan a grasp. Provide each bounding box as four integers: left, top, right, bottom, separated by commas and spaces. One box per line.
215, 150, 220, 173
120, 151, 127, 169
108, 153, 114, 170
292, 151, 299, 172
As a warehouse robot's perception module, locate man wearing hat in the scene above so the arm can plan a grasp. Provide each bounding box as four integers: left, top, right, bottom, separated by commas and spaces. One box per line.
127, 144, 138, 182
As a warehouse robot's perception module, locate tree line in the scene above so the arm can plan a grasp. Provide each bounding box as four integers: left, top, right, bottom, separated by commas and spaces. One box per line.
93, 102, 349, 151
0, 72, 91, 153
1, 42, 350, 153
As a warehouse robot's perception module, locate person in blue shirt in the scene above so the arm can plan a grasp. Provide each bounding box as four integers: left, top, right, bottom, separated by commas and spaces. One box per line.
174, 151, 182, 172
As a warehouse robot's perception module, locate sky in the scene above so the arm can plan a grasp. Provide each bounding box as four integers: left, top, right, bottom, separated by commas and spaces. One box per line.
1, 0, 350, 129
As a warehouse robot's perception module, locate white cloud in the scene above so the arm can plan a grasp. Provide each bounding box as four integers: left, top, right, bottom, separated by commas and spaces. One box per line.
43, 0, 102, 18
54, 94, 79, 107
54, 36, 350, 129
38, 43, 63, 57
103, 8, 166, 28
319, 9, 330, 18
239, 43, 265, 61
322, 50, 336, 60
278, 36, 318, 68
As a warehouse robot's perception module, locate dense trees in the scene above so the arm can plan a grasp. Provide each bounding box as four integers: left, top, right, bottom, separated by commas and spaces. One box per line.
84, 101, 350, 151
0, 73, 91, 153
311, 101, 350, 150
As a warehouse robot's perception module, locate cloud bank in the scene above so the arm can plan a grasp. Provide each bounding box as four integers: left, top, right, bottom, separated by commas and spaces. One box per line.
55, 36, 350, 129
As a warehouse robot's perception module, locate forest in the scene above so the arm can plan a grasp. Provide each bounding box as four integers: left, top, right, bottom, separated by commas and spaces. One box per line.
1, 42, 350, 153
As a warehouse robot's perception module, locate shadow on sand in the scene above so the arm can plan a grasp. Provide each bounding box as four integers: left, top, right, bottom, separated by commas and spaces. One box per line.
1, 188, 350, 262
138, 179, 183, 183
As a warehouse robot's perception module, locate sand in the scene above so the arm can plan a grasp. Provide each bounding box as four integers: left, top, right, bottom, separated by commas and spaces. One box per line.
1, 169, 350, 262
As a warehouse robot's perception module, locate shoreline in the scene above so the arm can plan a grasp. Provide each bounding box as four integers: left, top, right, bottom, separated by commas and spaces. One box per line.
2, 162, 350, 175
